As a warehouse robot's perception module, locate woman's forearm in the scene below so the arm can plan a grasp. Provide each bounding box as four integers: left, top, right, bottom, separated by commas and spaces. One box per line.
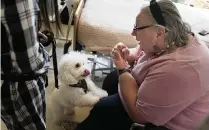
118, 72, 146, 124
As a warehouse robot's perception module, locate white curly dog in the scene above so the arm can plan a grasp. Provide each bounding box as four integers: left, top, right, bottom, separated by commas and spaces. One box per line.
50, 51, 108, 124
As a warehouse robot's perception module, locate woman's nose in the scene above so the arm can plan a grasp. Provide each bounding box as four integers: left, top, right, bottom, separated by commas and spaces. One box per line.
131, 30, 135, 36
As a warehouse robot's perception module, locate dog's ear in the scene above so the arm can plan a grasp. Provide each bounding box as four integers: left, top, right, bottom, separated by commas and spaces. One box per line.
58, 70, 78, 85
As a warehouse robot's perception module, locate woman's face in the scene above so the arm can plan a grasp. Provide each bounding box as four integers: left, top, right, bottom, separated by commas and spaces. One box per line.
131, 12, 165, 54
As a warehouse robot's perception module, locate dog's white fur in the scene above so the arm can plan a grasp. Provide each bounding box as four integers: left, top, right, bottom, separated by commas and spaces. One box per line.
50, 51, 108, 124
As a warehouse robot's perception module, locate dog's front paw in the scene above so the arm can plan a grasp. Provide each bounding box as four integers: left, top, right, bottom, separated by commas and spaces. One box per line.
88, 96, 100, 106
100, 90, 108, 98
95, 90, 108, 99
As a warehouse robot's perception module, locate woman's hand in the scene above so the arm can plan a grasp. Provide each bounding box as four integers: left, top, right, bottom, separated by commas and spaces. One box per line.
113, 42, 130, 60
37, 32, 48, 43
111, 42, 130, 69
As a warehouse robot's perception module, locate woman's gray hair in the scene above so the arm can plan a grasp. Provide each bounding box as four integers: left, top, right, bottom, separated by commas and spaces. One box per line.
141, 0, 191, 47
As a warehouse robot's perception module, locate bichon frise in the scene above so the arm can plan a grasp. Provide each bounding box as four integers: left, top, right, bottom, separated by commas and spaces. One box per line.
50, 51, 108, 124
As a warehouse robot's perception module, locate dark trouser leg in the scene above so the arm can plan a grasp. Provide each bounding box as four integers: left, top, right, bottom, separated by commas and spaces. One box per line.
76, 93, 133, 130
102, 70, 119, 95
1, 77, 46, 130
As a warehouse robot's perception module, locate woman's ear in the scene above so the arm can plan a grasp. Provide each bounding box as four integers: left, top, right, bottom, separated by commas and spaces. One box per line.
156, 26, 166, 37
155, 26, 167, 50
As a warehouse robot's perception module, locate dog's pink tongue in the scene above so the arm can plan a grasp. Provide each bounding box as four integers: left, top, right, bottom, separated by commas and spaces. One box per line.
84, 69, 90, 76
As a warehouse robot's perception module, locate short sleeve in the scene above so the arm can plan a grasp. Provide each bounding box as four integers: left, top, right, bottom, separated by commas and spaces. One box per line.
136, 62, 200, 125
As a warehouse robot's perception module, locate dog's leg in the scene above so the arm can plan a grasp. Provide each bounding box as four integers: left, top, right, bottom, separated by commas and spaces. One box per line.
51, 103, 66, 125
50, 100, 72, 125
72, 91, 100, 107
64, 107, 75, 115
52, 106, 74, 124
85, 77, 108, 98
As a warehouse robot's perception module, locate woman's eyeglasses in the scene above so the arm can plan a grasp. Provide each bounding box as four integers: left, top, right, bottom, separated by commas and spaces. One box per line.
133, 24, 154, 31
133, 24, 169, 33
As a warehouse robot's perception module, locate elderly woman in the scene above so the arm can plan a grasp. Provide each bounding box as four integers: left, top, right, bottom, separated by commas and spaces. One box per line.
76, 0, 209, 130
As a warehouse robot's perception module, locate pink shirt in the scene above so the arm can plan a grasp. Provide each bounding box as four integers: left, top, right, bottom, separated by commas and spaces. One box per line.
131, 36, 209, 130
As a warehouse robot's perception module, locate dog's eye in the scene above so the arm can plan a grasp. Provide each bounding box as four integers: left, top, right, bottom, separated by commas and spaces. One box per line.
75, 63, 80, 68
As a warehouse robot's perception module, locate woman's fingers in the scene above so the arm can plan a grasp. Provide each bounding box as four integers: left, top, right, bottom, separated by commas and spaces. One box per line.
38, 32, 48, 41
110, 50, 116, 59
112, 49, 121, 60
117, 42, 127, 51
112, 42, 126, 51
122, 47, 130, 60
111, 42, 129, 61
111, 49, 130, 69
